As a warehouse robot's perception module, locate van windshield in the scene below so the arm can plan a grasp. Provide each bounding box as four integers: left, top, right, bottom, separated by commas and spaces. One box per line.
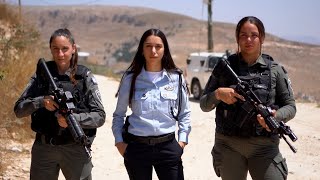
208, 56, 223, 69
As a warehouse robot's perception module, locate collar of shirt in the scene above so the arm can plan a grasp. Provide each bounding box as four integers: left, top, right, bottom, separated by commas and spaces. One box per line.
240, 55, 267, 68
140, 67, 172, 84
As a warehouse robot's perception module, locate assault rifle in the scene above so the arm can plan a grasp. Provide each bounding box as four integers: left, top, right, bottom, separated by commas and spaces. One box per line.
38, 58, 92, 159
212, 58, 298, 153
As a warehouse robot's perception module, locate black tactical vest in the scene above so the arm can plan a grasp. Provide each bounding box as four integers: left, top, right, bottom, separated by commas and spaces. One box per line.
31, 61, 96, 137
215, 54, 273, 137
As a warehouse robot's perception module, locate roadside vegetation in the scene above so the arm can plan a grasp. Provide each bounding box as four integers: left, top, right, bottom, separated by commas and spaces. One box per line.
0, 2, 43, 174
0, 2, 119, 176
0, 3, 41, 141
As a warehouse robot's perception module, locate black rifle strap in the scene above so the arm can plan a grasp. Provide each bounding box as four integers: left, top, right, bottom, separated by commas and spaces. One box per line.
177, 72, 183, 119
171, 72, 183, 121
123, 116, 130, 133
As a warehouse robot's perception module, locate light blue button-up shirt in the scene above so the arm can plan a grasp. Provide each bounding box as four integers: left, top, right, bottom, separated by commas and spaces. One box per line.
112, 68, 191, 144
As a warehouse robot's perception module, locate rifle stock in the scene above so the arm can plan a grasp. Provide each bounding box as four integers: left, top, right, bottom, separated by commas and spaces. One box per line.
213, 58, 298, 153
37, 58, 92, 159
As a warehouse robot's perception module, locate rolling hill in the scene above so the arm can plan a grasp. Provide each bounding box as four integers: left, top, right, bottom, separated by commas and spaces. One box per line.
22, 5, 320, 102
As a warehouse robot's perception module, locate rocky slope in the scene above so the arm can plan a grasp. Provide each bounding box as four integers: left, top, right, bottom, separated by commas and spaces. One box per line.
21, 5, 320, 102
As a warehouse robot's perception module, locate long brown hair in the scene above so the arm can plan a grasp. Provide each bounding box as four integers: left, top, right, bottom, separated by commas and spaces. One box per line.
49, 28, 78, 84
116, 28, 177, 106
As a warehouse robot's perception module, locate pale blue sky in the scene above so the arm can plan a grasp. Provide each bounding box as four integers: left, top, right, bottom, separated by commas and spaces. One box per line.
12, 0, 320, 45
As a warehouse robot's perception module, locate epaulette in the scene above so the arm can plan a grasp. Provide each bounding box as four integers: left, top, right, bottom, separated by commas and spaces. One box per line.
76, 65, 90, 77
261, 54, 274, 61
170, 68, 183, 75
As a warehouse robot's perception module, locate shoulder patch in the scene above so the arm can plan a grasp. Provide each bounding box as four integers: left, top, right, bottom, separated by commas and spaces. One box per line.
95, 89, 102, 103
261, 54, 274, 61
91, 75, 98, 85
76, 65, 90, 76
286, 77, 294, 95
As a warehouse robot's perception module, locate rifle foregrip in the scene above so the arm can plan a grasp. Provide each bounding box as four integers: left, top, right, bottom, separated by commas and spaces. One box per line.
279, 121, 298, 142
257, 104, 280, 132
67, 114, 92, 158
66, 114, 86, 144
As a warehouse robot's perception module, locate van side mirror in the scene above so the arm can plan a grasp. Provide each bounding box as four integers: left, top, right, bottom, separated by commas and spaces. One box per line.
186, 59, 191, 65
200, 60, 205, 67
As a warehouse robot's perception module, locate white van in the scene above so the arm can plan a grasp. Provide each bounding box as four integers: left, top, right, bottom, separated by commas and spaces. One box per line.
185, 52, 227, 99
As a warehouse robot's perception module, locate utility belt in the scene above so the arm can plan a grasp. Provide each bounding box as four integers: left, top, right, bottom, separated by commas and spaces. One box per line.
216, 127, 275, 138
35, 133, 75, 146
126, 132, 175, 145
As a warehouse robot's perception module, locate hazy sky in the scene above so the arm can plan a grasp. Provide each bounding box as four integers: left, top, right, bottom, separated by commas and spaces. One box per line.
14, 0, 320, 45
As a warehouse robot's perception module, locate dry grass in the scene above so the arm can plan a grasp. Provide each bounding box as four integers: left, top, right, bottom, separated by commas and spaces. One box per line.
0, 3, 42, 175
0, 3, 41, 139
0, 4, 119, 176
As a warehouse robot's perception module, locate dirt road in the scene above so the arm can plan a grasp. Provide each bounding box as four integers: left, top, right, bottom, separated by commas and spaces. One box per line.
91, 75, 320, 180
2, 75, 320, 180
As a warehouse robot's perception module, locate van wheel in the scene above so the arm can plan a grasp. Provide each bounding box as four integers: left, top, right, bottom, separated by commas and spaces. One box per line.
191, 81, 202, 100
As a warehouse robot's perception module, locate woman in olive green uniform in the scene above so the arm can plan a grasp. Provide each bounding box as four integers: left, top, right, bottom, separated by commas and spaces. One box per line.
14, 28, 105, 180
200, 16, 296, 180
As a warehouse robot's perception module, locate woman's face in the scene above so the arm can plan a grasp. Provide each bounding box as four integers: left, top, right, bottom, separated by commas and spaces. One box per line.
238, 21, 263, 56
143, 35, 164, 67
50, 36, 75, 69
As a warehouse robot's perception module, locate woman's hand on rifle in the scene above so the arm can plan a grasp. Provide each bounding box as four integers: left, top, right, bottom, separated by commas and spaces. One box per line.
257, 109, 276, 132
43, 95, 59, 111
214, 87, 245, 105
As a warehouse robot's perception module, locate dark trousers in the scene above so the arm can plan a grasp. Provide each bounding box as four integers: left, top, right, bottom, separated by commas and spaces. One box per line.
30, 140, 93, 180
124, 138, 184, 180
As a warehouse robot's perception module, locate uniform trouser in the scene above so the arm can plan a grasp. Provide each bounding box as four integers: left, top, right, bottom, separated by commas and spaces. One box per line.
30, 140, 93, 180
124, 138, 184, 180
212, 132, 288, 180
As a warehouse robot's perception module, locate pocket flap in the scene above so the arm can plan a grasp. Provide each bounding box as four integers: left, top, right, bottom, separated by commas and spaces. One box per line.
161, 91, 177, 100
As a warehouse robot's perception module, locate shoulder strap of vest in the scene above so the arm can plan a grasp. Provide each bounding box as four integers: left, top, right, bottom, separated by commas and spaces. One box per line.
260, 54, 273, 104
261, 54, 274, 62
37, 60, 57, 76
226, 53, 240, 74
35, 60, 57, 89
261, 54, 273, 70
75, 65, 90, 78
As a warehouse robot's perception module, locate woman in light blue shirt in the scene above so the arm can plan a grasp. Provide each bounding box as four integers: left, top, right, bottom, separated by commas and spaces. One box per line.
112, 28, 191, 180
